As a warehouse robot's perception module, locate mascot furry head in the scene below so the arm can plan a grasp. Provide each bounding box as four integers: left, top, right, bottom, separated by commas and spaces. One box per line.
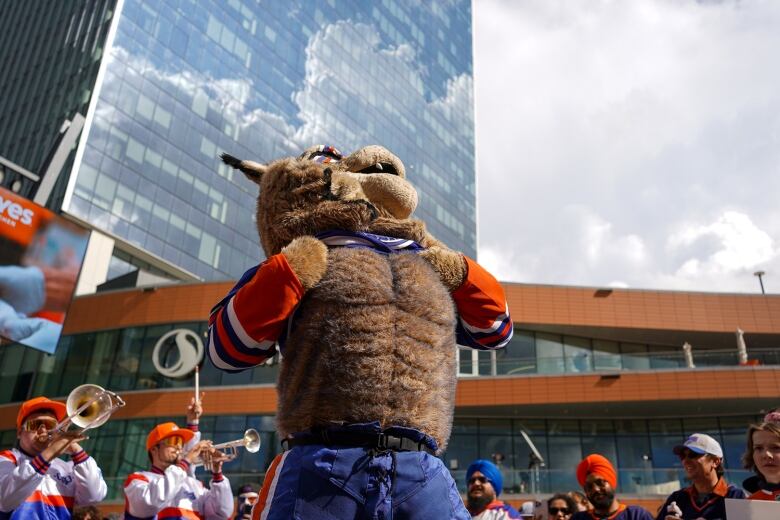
221, 144, 467, 450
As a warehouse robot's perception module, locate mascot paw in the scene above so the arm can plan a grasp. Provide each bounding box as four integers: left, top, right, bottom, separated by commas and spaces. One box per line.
420, 246, 467, 292
282, 236, 328, 290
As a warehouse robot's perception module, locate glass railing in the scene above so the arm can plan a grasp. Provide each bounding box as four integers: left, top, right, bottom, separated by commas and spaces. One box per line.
103, 467, 755, 501
459, 348, 780, 377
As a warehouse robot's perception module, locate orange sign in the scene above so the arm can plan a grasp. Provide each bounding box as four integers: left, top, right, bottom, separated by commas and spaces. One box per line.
0, 187, 50, 247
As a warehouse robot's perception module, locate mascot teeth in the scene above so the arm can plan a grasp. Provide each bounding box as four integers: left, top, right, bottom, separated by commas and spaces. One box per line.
356, 162, 399, 175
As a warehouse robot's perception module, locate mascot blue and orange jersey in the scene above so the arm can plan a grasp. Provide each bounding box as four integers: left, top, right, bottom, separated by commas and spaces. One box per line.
208, 243, 512, 372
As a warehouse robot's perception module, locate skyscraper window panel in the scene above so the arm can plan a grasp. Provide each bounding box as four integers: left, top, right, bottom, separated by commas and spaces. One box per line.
0, 1, 117, 173
60, 0, 475, 280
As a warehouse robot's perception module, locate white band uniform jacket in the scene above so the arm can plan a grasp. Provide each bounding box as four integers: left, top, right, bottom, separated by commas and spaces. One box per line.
123, 433, 233, 520
0, 447, 107, 519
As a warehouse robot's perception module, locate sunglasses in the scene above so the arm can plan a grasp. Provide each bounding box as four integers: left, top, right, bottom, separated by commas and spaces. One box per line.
23, 417, 58, 432
549, 507, 570, 515
679, 450, 705, 460
468, 476, 488, 485
160, 435, 184, 448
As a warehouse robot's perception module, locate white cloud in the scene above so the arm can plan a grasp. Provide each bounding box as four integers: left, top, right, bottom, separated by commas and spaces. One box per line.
98, 20, 463, 160
102, 19, 470, 162
668, 211, 775, 275
582, 210, 647, 265
475, 0, 780, 293
431, 73, 474, 140
478, 247, 529, 285
290, 20, 471, 156
482, 205, 650, 288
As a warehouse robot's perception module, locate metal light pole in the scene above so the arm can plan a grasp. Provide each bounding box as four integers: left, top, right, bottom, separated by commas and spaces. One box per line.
754, 271, 766, 294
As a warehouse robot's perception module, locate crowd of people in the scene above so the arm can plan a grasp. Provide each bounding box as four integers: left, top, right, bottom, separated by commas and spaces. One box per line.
2, 393, 779, 519
464, 410, 780, 519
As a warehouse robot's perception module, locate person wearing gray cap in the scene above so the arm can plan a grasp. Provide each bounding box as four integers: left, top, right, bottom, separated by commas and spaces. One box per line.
655, 433, 745, 520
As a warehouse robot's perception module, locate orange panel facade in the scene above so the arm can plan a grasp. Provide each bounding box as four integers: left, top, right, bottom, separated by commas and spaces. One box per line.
61, 281, 232, 334
503, 284, 780, 334
63, 281, 780, 335
456, 368, 780, 406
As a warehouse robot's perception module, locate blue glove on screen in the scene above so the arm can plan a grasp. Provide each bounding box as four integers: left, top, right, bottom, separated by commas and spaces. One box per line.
21, 318, 63, 353
0, 299, 24, 331
1, 314, 42, 341
0, 314, 62, 352
0, 265, 45, 315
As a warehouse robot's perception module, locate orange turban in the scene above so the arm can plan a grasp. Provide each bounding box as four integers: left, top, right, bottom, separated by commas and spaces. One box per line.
576, 454, 617, 489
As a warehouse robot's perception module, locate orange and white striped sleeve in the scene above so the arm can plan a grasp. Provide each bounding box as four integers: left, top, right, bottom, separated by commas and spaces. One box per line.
452, 257, 513, 350
207, 254, 304, 372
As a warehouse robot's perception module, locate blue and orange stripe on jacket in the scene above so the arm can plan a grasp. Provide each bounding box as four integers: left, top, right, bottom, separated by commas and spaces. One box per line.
0, 492, 74, 520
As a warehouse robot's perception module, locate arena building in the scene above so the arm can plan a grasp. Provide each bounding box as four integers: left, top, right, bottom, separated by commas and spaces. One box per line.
1, 280, 777, 513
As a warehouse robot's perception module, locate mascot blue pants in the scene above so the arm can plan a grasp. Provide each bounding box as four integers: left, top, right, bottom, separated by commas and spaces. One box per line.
253, 423, 470, 519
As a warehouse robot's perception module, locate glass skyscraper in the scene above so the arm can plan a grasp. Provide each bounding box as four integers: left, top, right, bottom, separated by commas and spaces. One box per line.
39, 0, 477, 281
0, 0, 118, 198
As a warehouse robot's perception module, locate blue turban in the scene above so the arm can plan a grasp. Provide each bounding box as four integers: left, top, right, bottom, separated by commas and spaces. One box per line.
466, 459, 503, 496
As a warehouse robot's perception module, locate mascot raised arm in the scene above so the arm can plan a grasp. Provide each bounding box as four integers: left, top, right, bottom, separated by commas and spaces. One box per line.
209, 144, 512, 519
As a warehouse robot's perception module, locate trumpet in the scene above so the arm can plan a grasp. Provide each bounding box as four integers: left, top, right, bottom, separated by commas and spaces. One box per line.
49, 384, 126, 437
193, 428, 261, 472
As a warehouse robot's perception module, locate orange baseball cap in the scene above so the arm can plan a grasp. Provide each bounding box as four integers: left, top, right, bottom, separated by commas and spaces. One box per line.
146, 422, 195, 451
17, 397, 67, 430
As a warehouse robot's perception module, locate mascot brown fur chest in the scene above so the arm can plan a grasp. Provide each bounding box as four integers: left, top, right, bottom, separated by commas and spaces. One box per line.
218, 145, 469, 450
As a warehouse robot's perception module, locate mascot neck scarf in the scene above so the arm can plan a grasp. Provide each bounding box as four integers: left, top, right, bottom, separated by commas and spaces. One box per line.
315, 229, 424, 254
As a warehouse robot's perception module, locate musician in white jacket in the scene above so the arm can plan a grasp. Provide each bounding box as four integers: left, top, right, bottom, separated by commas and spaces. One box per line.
123, 397, 233, 520
0, 396, 107, 519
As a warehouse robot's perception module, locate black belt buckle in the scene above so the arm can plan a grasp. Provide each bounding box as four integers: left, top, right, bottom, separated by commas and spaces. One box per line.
386, 435, 403, 451
282, 430, 434, 454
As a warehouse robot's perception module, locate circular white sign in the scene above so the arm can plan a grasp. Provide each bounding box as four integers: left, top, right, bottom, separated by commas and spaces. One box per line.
152, 329, 204, 378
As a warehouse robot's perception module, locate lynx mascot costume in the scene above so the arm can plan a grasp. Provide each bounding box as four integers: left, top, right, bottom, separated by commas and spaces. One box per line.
208, 145, 512, 519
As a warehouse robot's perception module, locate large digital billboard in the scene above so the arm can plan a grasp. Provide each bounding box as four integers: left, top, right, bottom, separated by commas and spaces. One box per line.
0, 186, 88, 353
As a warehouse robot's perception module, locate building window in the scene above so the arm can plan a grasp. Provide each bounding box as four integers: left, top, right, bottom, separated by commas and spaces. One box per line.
536, 333, 565, 374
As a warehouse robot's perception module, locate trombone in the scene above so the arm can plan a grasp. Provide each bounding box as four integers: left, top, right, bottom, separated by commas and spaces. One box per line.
193, 428, 261, 472
49, 384, 126, 437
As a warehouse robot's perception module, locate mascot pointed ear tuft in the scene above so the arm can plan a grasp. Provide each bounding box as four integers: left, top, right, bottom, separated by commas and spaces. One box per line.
220, 152, 267, 184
